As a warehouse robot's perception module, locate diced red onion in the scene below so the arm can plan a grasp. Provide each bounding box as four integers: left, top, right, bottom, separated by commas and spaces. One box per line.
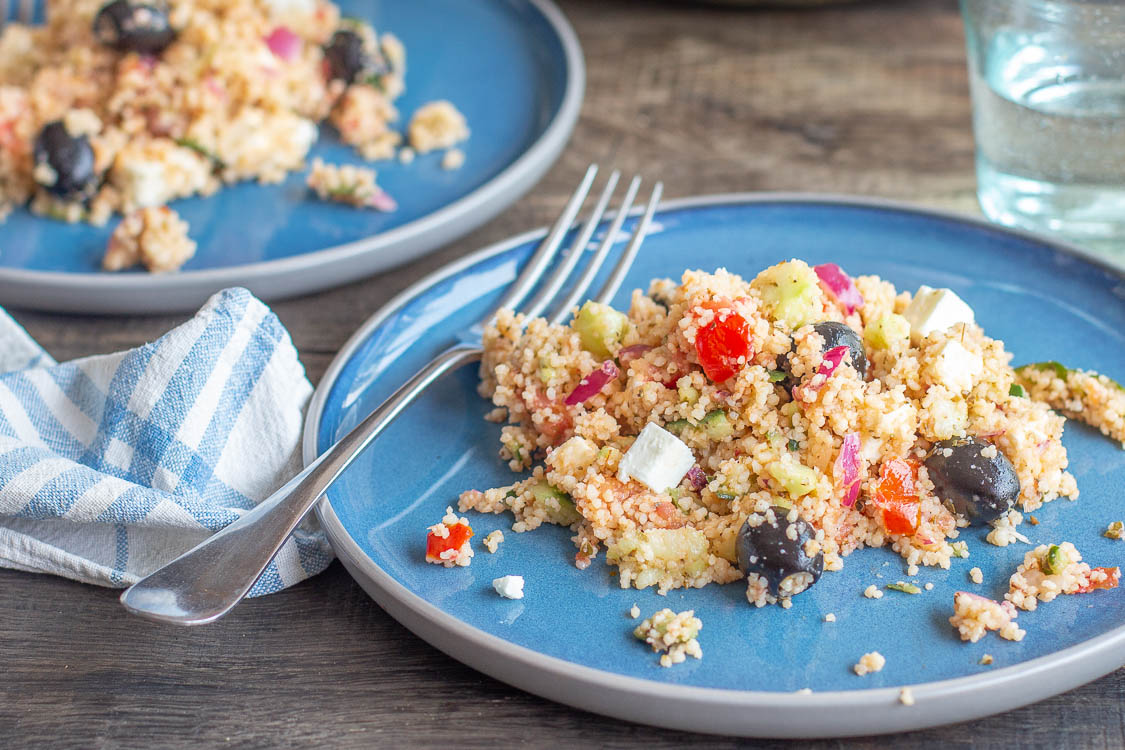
834, 432, 862, 507
565, 360, 620, 405
687, 465, 707, 491
814, 263, 864, 315
977, 430, 1006, 439
617, 344, 652, 366
366, 190, 397, 212
794, 345, 849, 401
266, 26, 302, 61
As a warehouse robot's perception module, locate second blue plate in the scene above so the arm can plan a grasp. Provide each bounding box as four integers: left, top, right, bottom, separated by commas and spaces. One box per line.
0, 0, 583, 313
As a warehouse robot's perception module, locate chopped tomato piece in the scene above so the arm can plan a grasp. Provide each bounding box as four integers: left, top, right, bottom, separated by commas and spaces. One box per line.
874, 457, 921, 535
426, 521, 473, 563
1077, 566, 1120, 593
694, 300, 753, 382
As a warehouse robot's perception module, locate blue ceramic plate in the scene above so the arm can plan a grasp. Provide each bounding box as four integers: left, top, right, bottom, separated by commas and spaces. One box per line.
304, 195, 1125, 738
0, 0, 582, 313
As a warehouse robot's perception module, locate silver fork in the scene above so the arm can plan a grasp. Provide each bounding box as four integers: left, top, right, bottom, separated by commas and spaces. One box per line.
120, 164, 664, 625
0, 0, 37, 30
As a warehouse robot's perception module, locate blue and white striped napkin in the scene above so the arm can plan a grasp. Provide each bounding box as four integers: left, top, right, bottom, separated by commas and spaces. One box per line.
0, 288, 333, 596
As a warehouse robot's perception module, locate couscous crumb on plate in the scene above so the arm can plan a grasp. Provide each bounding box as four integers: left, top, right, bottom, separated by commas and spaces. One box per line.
1005, 542, 1120, 611
853, 651, 885, 676
949, 591, 1025, 643
633, 608, 702, 667
483, 529, 504, 553
102, 204, 195, 272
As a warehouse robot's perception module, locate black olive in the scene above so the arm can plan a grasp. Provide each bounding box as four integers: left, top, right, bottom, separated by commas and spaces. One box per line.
736, 507, 823, 598
93, 0, 176, 55
925, 436, 1019, 525
775, 321, 867, 387
32, 122, 97, 198
812, 321, 866, 378
323, 29, 388, 84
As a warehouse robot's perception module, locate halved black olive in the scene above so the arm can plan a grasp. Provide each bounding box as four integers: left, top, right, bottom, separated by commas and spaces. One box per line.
775, 321, 867, 387
93, 0, 176, 55
736, 507, 823, 597
323, 29, 388, 84
925, 436, 1019, 525
32, 122, 96, 198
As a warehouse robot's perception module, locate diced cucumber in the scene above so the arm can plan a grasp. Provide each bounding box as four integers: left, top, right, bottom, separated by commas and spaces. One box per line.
700, 409, 732, 440
1043, 544, 1069, 575
665, 418, 690, 436
530, 481, 582, 525
752, 261, 822, 330
538, 354, 556, 383
863, 313, 910, 350
767, 460, 818, 498
678, 382, 700, 404
573, 301, 628, 359
886, 582, 921, 594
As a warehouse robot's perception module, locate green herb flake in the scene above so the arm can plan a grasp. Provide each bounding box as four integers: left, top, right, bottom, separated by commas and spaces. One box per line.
787, 439, 800, 452
714, 490, 737, 502
886, 582, 921, 595
1015, 361, 1069, 381
1009, 383, 1026, 398
768, 370, 787, 383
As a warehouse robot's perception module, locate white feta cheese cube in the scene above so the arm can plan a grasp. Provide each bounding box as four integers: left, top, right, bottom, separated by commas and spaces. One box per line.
903, 286, 975, 343
932, 339, 983, 393
492, 575, 524, 600
117, 156, 169, 208
263, 0, 317, 16
617, 422, 696, 493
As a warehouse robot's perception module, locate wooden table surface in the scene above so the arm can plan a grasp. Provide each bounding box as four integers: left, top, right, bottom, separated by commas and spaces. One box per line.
3, 0, 1123, 747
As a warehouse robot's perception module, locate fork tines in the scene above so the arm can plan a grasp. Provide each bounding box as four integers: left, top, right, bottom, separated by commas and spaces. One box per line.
492, 165, 663, 329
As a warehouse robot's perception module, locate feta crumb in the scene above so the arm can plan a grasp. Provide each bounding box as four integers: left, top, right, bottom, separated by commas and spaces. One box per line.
483, 530, 504, 553
969, 567, 984, 584
853, 651, 885, 676
863, 584, 884, 599
903, 286, 975, 343
931, 339, 983, 393
492, 575, 525, 599
824, 613, 836, 622
629, 604, 640, 619
618, 422, 696, 492
899, 687, 915, 706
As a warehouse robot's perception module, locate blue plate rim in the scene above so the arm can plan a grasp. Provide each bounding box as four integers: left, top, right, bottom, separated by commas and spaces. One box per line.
303, 193, 1125, 738
0, 0, 584, 313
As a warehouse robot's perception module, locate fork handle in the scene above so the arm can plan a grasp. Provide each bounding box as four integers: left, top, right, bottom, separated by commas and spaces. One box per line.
120, 343, 483, 625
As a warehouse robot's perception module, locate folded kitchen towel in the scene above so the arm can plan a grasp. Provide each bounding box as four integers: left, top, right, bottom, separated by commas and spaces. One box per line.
0, 288, 333, 596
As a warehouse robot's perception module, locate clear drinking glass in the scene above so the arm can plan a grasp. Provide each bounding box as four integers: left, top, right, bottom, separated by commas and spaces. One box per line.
961, 0, 1125, 250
